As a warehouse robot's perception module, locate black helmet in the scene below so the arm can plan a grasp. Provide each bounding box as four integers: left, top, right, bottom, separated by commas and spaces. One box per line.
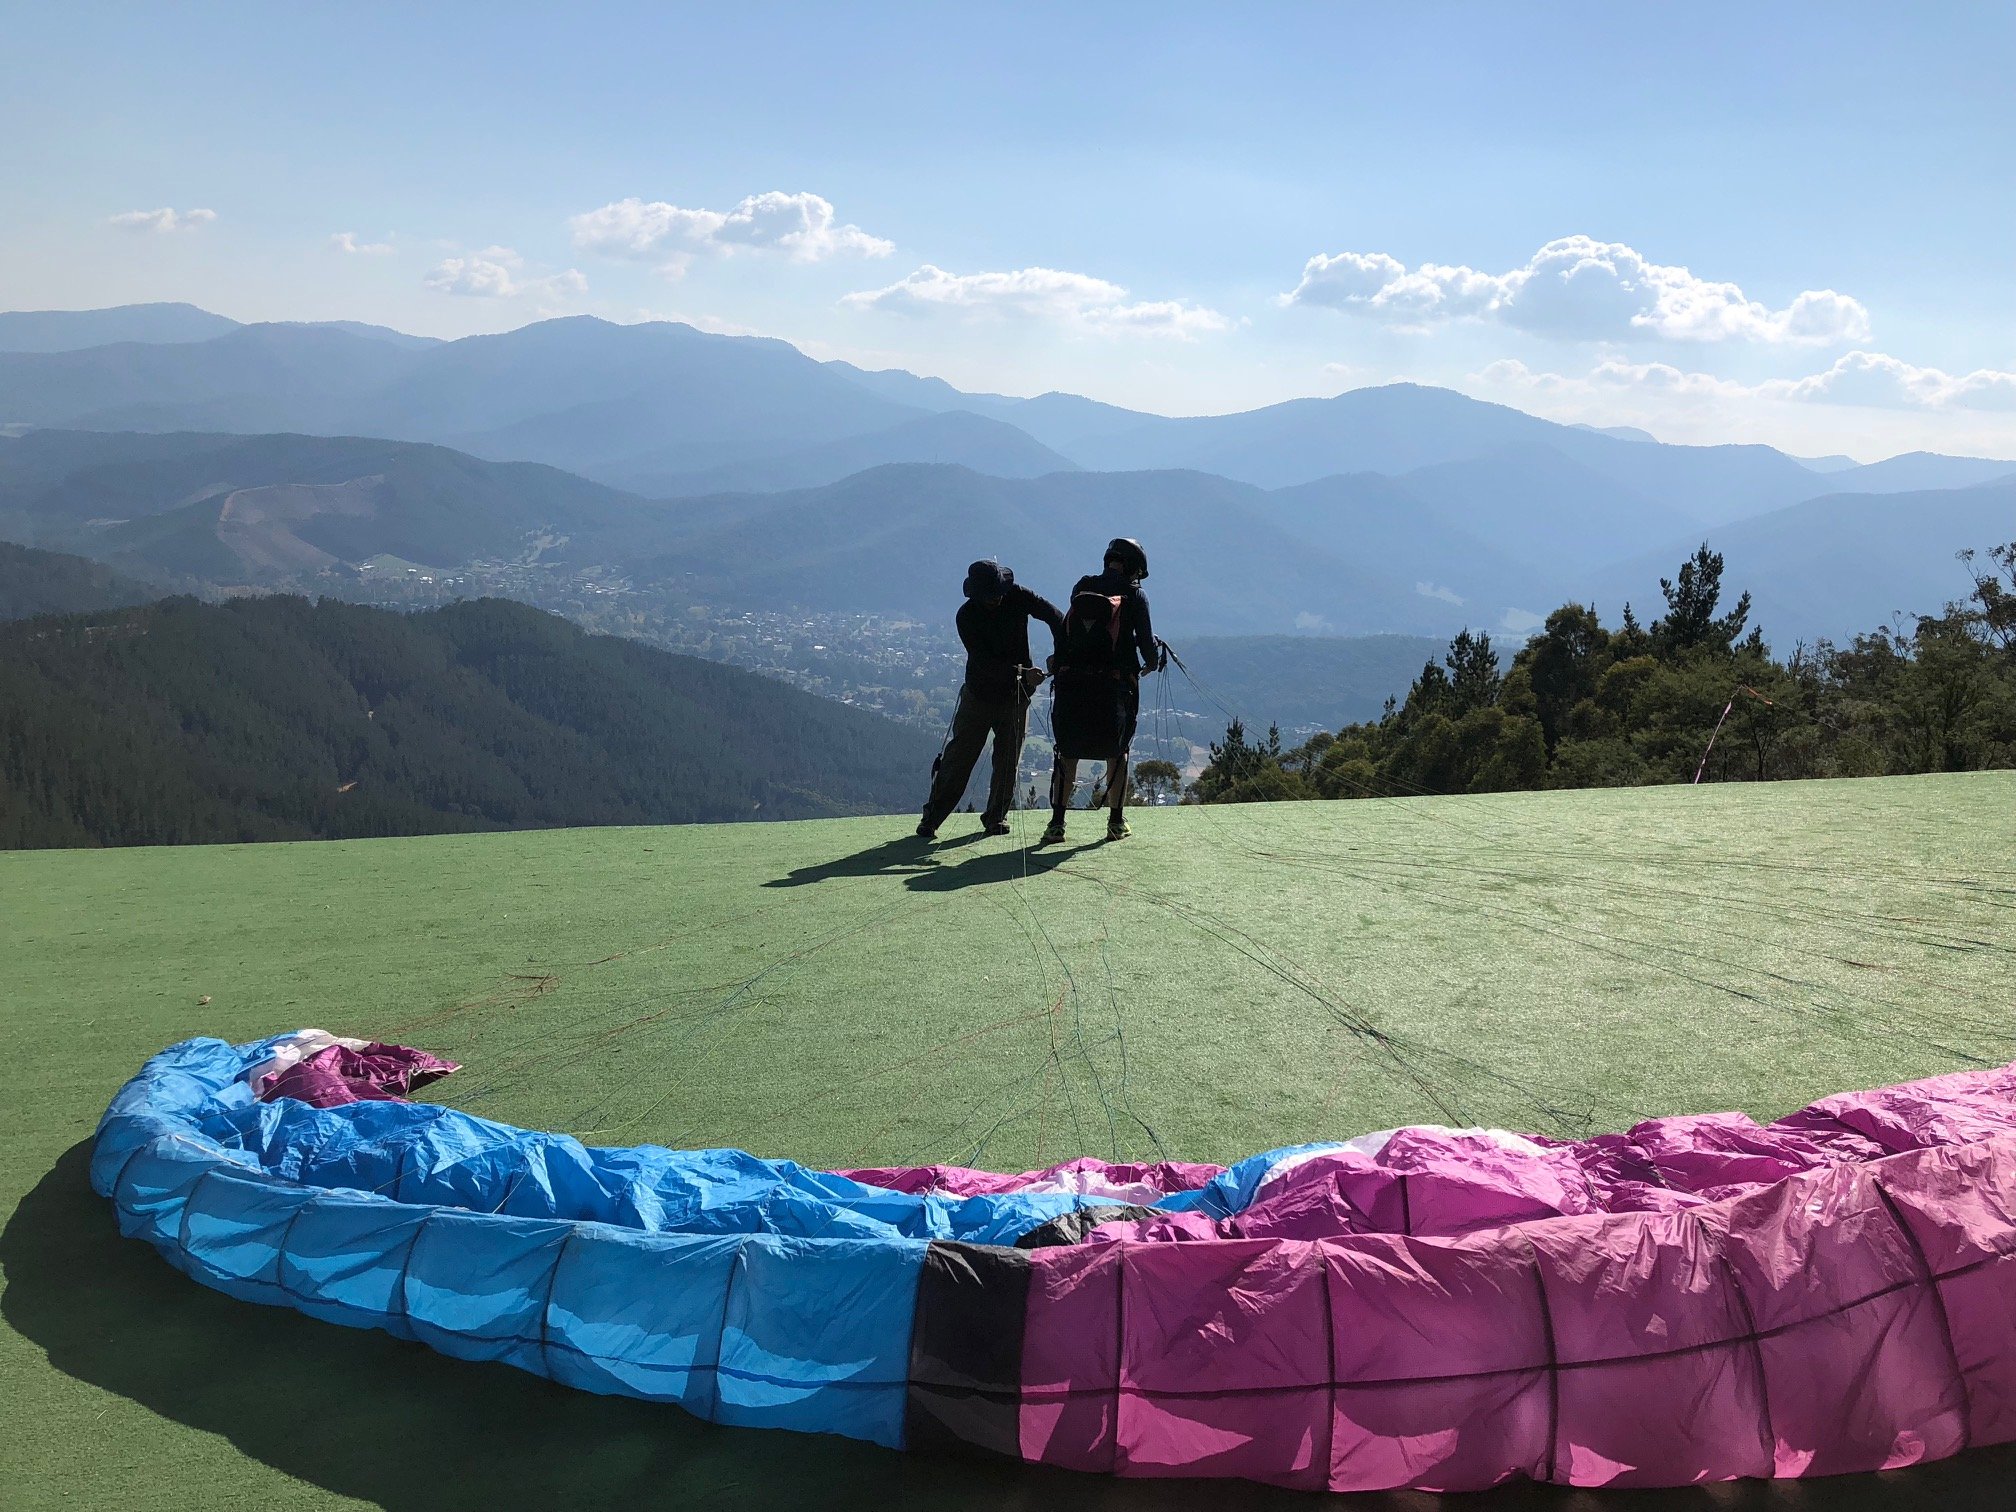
1103, 537, 1148, 581
962, 559, 1013, 598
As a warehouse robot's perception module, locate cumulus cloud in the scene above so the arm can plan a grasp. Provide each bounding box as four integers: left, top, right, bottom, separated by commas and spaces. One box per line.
618, 306, 771, 338
1772, 351, 2016, 411
1472, 358, 1585, 397
1589, 359, 1751, 399
423, 246, 586, 300
570, 192, 892, 274
849, 264, 1126, 317
1287, 236, 1869, 346
1478, 356, 1783, 407
331, 231, 394, 255
844, 264, 1230, 339
1292, 251, 1406, 306
1080, 298, 1233, 338
110, 207, 216, 233
1475, 351, 2016, 412
424, 251, 520, 297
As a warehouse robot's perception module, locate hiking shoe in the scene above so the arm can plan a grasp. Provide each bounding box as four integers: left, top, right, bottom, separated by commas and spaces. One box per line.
1039, 818, 1067, 845
1106, 814, 1131, 841
981, 819, 1012, 836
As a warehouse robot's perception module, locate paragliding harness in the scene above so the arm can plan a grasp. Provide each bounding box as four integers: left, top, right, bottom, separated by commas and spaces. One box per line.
1049, 591, 1168, 762
1058, 587, 1171, 680
1060, 590, 1129, 676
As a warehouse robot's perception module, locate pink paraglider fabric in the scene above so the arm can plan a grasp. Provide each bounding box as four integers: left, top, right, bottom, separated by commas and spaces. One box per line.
1014, 1062, 2016, 1492
257, 1041, 459, 1108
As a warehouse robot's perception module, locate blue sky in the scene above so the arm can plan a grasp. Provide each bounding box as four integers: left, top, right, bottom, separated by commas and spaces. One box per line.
5, 2, 2013, 457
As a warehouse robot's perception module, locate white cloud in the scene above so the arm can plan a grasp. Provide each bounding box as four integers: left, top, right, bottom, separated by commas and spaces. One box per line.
1286, 235, 1869, 346
1290, 251, 1405, 306
1939, 371, 2016, 412
331, 231, 394, 255
619, 307, 765, 338
1415, 581, 1465, 605
1475, 350, 2016, 413
844, 264, 1230, 340
1472, 358, 1584, 397
109, 207, 216, 233
1772, 351, 2016, 411
423, 247, 586, 300
1477, 356, 1773, 408
1590, 359, 1751, 399
849, 264, 1126, 316
1082, 298, 1233, 339
570, 191, 892, 274
425, 253, 519, 297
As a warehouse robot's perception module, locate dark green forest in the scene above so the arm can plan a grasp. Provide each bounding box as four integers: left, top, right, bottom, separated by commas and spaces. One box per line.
1194, 542, 2016, 803
0, 595, 936, 849
0, 541, 157, 621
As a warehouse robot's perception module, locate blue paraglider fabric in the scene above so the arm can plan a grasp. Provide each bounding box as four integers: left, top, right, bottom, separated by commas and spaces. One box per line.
91, 1034, 1238, 1448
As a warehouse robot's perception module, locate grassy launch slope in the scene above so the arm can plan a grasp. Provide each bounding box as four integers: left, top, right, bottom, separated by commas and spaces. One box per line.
5, 775, 2016, 1510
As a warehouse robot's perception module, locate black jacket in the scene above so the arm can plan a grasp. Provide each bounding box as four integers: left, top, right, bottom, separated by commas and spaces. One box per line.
956, 584, 1064, 699
1068, 570, 1157, 675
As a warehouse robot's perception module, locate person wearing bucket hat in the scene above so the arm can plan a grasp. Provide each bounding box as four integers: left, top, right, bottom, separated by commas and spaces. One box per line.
916, 559, 1064, 839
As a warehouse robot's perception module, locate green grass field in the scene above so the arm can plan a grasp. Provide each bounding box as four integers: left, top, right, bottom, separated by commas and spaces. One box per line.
6, 774, 2016, 1510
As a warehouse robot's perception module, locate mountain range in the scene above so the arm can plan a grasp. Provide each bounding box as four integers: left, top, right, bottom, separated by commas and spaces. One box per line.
0, 433, 1546, 637
0, 303, 2011, 648
5, 305, 2008, 503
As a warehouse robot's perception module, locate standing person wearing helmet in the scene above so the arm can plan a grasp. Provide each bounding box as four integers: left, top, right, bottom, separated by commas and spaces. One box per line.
917, 559, 1064, 839
1043, 537, 1162, 844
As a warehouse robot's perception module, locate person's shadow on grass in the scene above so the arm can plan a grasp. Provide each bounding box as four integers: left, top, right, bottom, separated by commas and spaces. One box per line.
10, 1143, 2016, 1510
763, 832, 982, 888
765, 826, 1103, 891
903, 838, 1099, 892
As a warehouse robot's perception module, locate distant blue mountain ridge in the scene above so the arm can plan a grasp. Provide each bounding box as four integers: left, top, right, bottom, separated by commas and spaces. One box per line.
0, 305, 2010, 647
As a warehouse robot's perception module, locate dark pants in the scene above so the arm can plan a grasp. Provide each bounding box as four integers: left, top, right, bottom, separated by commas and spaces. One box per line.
1049, 675, 1140, 821
921, 683, 1028, 830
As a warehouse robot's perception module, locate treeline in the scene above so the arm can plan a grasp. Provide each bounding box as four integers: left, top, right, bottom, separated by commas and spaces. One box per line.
1195, 542, 2016, 803
0, 595, 937, 849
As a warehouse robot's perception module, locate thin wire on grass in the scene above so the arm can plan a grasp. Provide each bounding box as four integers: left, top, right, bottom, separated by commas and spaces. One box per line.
1304, 850, 2003, 1067
377, 656, 2005, 1179
1161, 657, 2013, 1066
1332, 846, 2016, 1031
1232, 774, 2016, 1050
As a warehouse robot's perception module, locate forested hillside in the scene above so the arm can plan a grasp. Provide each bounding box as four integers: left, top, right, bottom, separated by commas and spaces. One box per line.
1194, 542, 2016, 802
0, 541, 157, 620
0, 596, 936, 848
